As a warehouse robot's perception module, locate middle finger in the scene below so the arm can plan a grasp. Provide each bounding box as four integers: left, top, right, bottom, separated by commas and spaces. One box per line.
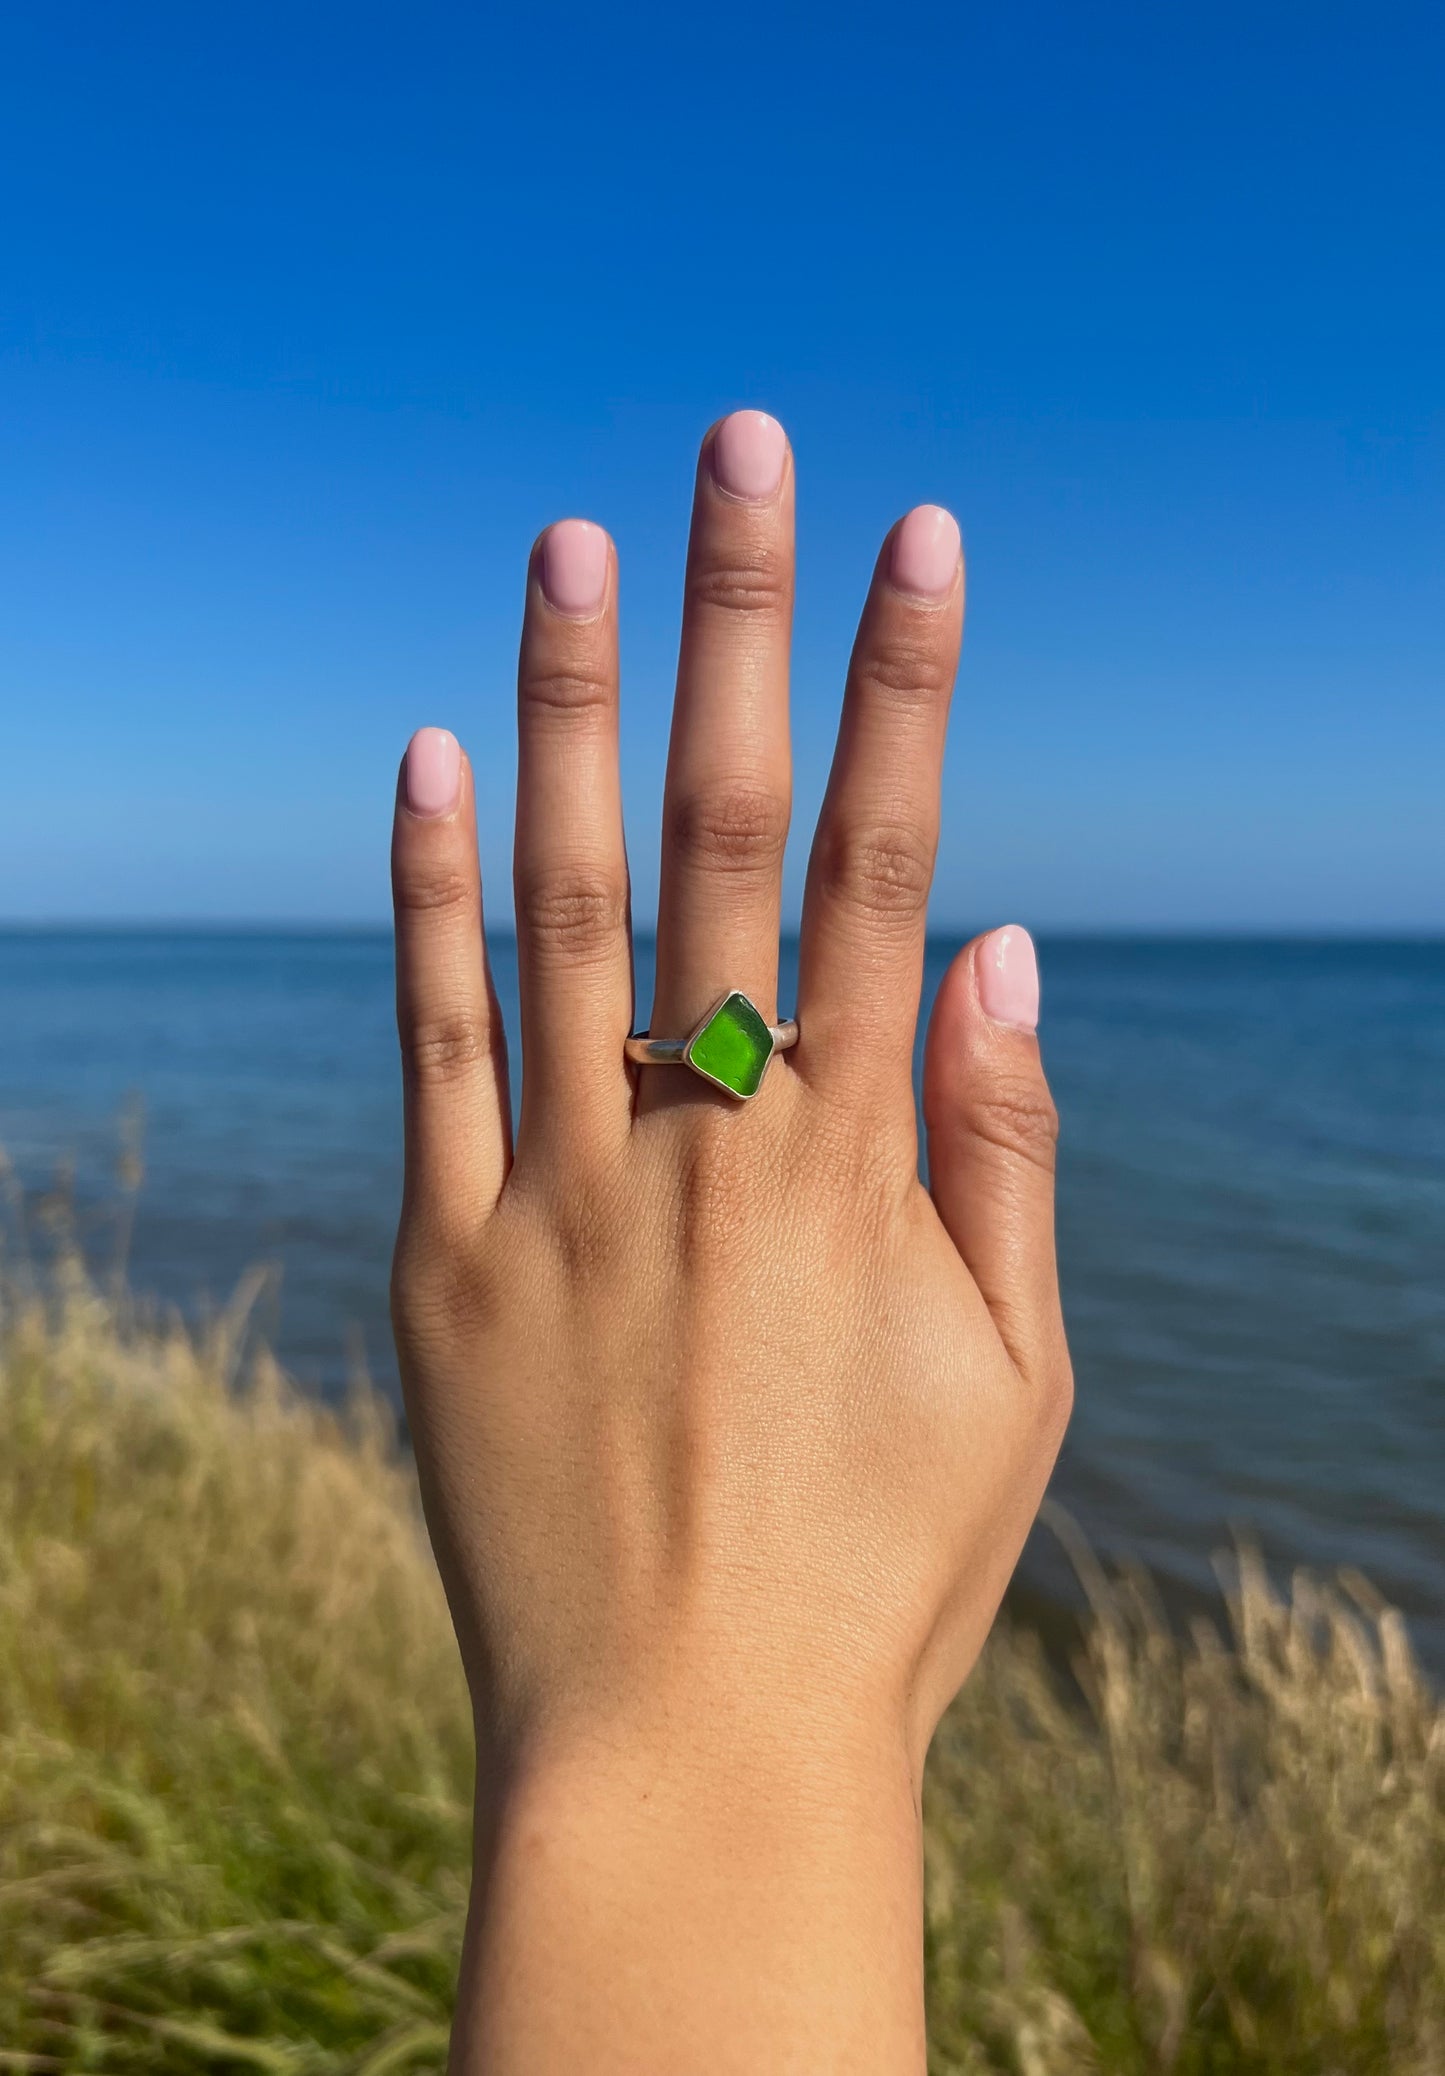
645, 412, 795, 1078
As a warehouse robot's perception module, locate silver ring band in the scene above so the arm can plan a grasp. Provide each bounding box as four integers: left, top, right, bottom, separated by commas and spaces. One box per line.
625, 990, 798, 1101
624, 1022, 798, 1066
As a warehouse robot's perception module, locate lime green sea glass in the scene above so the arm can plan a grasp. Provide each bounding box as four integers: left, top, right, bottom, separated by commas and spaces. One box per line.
686, 991, 774, 1099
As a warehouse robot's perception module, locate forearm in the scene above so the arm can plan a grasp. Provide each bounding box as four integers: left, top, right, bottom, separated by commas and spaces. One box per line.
452, 1725, 928, 2073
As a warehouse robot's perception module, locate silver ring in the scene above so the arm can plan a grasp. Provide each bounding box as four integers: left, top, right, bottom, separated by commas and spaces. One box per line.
625, 989, 798, 1101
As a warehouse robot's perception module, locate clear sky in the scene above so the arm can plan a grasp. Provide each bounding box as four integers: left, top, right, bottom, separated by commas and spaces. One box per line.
1, 1, 1440, 930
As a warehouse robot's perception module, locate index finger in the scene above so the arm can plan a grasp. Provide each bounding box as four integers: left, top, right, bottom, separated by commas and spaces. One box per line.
796, 506, 964, 1114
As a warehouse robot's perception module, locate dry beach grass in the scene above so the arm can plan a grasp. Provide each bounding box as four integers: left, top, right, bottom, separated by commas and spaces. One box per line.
1, 1240, 1442, 2072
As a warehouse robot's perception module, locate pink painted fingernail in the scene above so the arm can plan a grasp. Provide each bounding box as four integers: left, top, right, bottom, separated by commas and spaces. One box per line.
405, 727, 461, 818
976, 926, 1039, 1031
890, 504, 961, 600
711, 410, 787, 501
540, 519, 608, 617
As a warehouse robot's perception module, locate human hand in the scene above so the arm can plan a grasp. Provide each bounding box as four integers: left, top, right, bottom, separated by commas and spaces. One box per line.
390, 412, 1071, 2071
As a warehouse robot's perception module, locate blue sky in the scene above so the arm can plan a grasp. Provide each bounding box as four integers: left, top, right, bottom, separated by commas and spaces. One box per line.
1, 1, 1440, 930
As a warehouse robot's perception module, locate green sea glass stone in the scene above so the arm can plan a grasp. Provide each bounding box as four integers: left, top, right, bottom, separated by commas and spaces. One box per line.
686, 991, 774, 1099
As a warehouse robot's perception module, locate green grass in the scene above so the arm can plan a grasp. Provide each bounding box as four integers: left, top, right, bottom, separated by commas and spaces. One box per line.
1, 1245, 1441, 2072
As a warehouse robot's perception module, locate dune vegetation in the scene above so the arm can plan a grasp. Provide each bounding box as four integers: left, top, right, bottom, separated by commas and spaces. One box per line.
1, 1225, 1441, 2071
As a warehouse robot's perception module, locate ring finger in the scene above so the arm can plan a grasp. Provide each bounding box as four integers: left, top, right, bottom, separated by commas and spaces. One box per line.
644, 412, 795, 1093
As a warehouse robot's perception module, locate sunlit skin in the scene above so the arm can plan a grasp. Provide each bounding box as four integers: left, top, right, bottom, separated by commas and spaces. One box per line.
389, 412, 1072, 2072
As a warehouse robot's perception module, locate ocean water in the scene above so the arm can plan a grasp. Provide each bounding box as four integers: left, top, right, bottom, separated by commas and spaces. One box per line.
2, 930, 1442, 1666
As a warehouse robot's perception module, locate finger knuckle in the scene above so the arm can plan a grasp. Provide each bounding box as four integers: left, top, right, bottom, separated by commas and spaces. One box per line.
672, 1114, 767, 1265
818, 818, 935, 922
857, 636, 956, 712
967, 1075, 1060, 1176
688, 542, 791, 620
399, 1012, 495, 1090
668, 781, 790, 876
395, 864, 478, 919
516, 865, 628, 962
800, 1103, 907, 1222
544, 1173, 627, 1281
391, 1222, 497, 1346
521, 662, 615, 720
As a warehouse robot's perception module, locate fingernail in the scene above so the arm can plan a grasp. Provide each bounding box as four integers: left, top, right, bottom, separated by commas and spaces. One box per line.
405, 727, 461, 818
976, 926, 1039, 1031
711, 410, 787, 501
540, 518, 608, 617
890, 505, 961, 600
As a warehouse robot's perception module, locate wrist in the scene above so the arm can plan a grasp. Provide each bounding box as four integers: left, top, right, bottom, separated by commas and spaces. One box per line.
459, 1702, 928, 2073
470, 1628, 930, 1816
